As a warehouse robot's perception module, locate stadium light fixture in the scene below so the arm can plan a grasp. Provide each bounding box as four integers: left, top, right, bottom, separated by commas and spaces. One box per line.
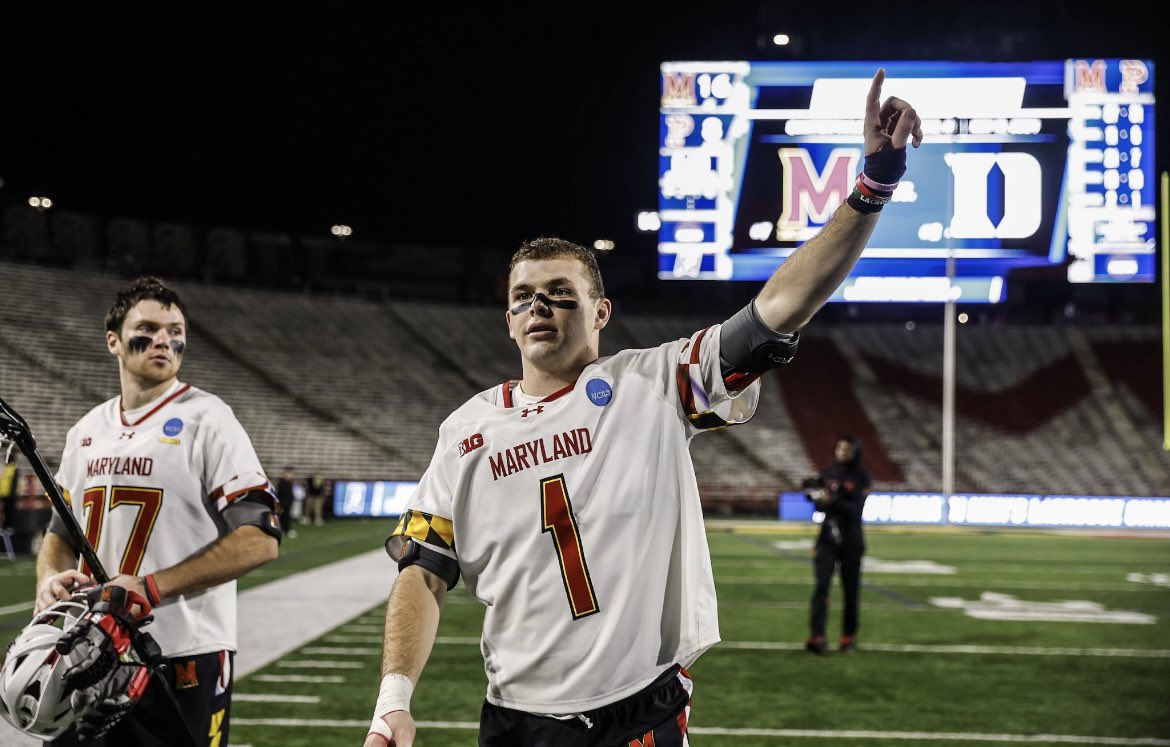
330, 224, 353, 238
635, 211, 661, 232
772, 34, 790, 46
28, 196, 53, 210
593, 239, 615, 252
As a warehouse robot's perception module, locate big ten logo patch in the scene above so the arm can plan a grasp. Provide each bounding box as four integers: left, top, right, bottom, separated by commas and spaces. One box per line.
459, 433, 484, 457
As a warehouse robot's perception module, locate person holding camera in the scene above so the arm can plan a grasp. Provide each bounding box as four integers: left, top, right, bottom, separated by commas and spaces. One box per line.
803, 434, 871, 654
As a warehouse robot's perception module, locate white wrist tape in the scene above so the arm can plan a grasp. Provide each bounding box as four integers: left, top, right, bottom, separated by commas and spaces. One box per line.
367, 716, 393, 744
368, 673, 414, 741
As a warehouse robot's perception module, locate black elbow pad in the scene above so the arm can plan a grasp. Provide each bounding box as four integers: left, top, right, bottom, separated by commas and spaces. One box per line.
223, 491, 283, 543
394, 538, 460, 591
719, 299, 800, 375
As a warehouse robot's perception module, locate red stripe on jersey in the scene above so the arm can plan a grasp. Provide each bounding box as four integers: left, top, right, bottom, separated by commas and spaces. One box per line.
724, 370, 762, 392
120, 383, 191, 426
539, 382, 575, 403
219, 483, 275, 508
501, 380, 518, 408
675, 357, 695, 416
501, 379, 575, 408
690, 327, 709, 364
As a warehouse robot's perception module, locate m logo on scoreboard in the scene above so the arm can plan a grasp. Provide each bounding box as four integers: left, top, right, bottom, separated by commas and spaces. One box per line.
776, 148, 859, 241
661, 73, 696, 107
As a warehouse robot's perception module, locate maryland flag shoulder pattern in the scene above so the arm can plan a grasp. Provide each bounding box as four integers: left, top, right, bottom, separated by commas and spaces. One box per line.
385, 509, 455, 560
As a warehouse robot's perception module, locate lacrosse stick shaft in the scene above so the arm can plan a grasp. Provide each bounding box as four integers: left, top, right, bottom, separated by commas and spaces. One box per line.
0, 394, 200, 747
0, 395, 108, 582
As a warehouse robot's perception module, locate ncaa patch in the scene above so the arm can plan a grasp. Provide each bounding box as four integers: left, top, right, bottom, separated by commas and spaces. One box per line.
163, 418, 184, 437
585, 378, 612, 407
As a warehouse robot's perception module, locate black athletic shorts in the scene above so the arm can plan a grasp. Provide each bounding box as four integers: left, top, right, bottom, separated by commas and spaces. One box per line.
50, 649, 234, 747
479, 664, 692, 746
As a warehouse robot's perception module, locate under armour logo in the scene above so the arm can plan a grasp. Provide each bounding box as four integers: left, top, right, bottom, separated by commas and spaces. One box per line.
520, 406, 544, 418
119, 432, 135, 440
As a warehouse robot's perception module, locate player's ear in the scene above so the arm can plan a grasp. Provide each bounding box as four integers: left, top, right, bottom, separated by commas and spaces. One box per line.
594, 298, 612, 331
505, 310, 516, 340
106, 330, 120, 355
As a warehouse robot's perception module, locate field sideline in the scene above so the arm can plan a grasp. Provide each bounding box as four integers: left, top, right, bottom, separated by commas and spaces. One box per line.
2, 518, 1168, 746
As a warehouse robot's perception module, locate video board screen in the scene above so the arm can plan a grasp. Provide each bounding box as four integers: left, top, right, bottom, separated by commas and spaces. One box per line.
333, 480, 416, 517
657, 59, 1156, 302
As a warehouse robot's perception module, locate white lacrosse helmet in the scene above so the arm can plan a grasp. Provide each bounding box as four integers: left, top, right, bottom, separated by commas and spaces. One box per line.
0, 595, 90, 739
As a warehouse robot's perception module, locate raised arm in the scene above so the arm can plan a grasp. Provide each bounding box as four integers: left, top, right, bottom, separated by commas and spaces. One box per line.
364, 565, 448, 747
755, 68, 923, 333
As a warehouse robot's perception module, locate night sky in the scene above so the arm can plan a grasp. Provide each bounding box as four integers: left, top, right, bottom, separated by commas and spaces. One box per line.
1, 2, 1162, 256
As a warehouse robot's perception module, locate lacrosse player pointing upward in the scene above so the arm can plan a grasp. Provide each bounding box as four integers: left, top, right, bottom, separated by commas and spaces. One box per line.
366, 70, 921, 747
32, 276, 283, 746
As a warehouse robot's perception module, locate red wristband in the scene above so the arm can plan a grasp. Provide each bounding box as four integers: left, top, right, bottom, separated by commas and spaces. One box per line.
143, 574, 161, 606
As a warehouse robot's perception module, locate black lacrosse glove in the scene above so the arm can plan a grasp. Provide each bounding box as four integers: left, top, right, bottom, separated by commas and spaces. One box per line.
57, 585, 154, 689
56, 584, 158, 739
70, 653, 154, 741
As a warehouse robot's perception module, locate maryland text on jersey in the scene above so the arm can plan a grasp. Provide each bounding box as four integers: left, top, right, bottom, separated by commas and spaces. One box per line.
85, 456, 155, 478
488, 427, 593, 481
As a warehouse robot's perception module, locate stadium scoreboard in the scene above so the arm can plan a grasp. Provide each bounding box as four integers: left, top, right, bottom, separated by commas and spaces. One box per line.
657, 59, 1156, 302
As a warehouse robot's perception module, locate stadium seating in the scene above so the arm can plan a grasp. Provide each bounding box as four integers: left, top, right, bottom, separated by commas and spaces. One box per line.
2, 259, 1168, 509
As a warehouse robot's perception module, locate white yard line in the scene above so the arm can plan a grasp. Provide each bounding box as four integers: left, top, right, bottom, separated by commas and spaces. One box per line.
276, 660, 364, 669
231, 719, 1170, 745
299, 646, 377, 656
0, 600, 33, 616
235, 548, 396, 676
323, 634, 383, 643
715, 641, 1170, 658
250, 674, 346, 684
234, 694, 321, 704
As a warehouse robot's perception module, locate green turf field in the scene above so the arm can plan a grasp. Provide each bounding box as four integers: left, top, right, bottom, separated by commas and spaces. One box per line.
0, 517, 398, 637
227, 522, 1170, 746
3, 520, 1168, 745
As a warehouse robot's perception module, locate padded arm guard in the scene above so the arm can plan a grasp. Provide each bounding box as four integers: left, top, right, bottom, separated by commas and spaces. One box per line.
719, 298, 800, 376
393, 538, 460, 591
223, 489, 284, 542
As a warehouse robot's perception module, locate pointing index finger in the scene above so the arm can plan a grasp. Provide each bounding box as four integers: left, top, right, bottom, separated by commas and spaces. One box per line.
867, 68, 885, 120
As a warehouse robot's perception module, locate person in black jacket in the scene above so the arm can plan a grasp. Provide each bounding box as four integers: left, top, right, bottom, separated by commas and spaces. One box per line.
803, 434, 871, 654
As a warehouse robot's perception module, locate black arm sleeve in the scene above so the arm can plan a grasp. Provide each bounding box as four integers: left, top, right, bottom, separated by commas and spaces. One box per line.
719, 298, 800, 376
392, 538, 460, 591
222, 490, 283, 542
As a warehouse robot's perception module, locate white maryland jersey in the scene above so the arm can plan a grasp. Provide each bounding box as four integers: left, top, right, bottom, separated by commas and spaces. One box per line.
387, 326, 761, 713
54, 380, 272, 657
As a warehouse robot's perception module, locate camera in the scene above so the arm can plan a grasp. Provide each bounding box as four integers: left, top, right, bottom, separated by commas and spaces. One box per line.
801, 476, 826, 503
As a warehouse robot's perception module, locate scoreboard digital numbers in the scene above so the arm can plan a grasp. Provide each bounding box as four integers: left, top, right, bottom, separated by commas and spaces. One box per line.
657, 60, 1156, 302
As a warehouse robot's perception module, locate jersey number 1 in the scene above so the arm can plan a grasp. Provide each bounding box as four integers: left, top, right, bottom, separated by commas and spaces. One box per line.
80, 486, 164, 577
540, 475, 599, 620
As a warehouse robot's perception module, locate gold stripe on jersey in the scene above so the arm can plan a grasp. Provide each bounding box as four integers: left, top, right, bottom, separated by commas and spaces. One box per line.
390, 509, 455, 551
676, 326, 758, 431
677, 327, 729, 430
